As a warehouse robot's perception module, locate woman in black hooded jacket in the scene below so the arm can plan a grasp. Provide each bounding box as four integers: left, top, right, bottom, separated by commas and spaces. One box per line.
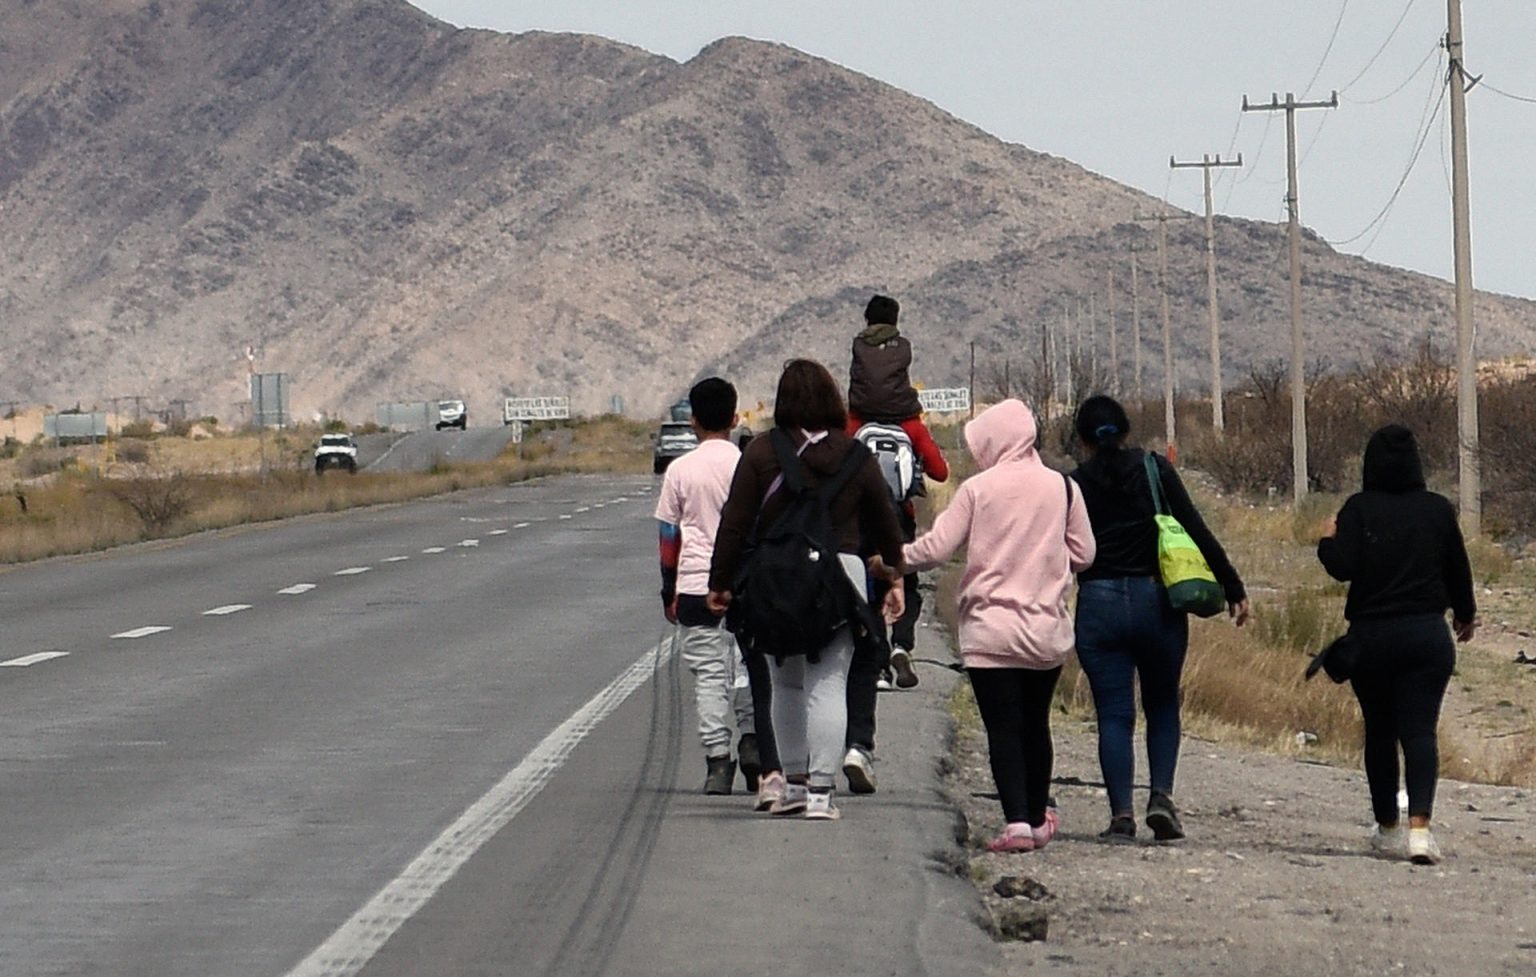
1318, 424, 1475, 865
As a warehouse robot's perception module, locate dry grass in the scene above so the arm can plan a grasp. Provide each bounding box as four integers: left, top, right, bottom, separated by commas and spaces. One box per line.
0, 417, 650, 564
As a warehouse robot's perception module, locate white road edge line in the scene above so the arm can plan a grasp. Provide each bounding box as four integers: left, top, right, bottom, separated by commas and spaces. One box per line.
334, 567, 372, 576
203, 604, 253, 616
282, 639, 676, 977
279, 584, 317, 595
112, 626, 172, 639
1, 651, 70, 667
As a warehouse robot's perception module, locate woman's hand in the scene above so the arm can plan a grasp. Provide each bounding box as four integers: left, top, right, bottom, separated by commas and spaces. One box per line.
1229, 599, 1251, 628
706, 590, 732, 616
882, 586, 905, 624
1453, 618, 1476, 642
867, 554, 903, 583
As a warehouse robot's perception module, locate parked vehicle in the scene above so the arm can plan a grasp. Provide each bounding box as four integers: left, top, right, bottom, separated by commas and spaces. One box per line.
652, 421, 698, 474
436, 400, 467, 431
314, 433, 359, 473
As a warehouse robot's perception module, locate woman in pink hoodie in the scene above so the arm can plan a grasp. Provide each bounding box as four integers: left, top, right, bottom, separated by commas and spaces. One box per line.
900, 399, 1096, 852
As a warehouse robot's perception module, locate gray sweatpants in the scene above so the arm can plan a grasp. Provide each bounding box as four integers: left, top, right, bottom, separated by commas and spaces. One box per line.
678, 622, 754, 759
769, 553, 865, 790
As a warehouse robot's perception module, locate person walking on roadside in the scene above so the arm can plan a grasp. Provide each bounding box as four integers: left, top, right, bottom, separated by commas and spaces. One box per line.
1318, 424, 1475, 865
1069, 395, 1249, 842
655, 378, 764, 796
708, 359, 905, 821
896, 400, 1095, 852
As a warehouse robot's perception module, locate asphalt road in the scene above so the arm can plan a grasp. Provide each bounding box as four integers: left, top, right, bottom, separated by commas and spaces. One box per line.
362, 426, 516, 473
0, 473, 996, 977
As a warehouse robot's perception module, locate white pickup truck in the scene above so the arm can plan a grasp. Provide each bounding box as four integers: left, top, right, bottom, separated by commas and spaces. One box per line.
436, 399, 468, 431
314, 433, 359, 473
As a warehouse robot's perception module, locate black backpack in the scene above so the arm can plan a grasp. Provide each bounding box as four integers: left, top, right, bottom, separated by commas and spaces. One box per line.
728, 430, 884, 662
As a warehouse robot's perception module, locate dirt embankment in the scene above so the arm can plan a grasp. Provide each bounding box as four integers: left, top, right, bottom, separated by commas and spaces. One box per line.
947, 709, 1536, 977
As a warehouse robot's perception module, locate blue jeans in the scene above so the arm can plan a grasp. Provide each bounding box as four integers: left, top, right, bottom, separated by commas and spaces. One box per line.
1074, 577, 1190, 817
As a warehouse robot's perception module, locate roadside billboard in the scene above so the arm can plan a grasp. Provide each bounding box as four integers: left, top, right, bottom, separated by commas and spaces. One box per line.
502, 396, 570, 424
918, 387, 971, 414
250, 373, 291, 428
375, 401, 435, 431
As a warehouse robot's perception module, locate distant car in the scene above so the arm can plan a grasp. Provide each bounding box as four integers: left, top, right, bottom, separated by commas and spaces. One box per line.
653, 421, 698, 474
436, 400, 467, 431
314, 433, 359, 474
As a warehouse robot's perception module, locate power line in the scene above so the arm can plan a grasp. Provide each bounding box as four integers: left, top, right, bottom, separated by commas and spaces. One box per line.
1298, 110, 1332, 167
1328, 73, 1448, 250
1337, 0, 1422, 94
1302, 0, 1352, 99
1341, 40, 1440, 105
1482, 79, 1536, 105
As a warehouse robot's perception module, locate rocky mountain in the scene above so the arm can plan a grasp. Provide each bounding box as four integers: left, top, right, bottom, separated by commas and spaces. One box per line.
2, 0, 1532, 424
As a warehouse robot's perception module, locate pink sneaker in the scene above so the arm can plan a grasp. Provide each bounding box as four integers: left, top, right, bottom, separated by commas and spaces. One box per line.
768, 781, 808, 816
1031, 809, 1060, 849
986, 822, 1035, 853
754, 771, 786, 812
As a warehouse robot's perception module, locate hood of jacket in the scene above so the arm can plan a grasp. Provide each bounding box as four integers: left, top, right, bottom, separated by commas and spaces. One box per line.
964, 399, 1039, 471
1362, 424, 1426, 492
856, 323, 901, 346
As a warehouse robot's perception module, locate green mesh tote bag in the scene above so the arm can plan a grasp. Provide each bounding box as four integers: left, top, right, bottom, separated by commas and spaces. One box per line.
1143, 453, 1226, 618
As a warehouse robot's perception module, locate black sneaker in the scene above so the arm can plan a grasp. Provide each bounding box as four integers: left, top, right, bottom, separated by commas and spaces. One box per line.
738, 734, 761, 792
1099, 816, 1136, 842
1145, 792, 1185, 840
703, 756, 735, 795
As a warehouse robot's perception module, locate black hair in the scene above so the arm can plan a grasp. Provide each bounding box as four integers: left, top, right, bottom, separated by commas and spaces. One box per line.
773, 359, 848, 432
1074, 395, 1131, 450
688, 377, 737, 433
864, 294, 899, 326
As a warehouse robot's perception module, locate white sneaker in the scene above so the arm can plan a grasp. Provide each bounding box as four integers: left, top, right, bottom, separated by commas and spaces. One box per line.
1369, 823, 1404, 853
842, 747, 876, 794
876, 671, 894, 692
804, 789, 841, 820
889, 647, 919, 688
1408, 826, 1441, 865
769, 782, 808, 816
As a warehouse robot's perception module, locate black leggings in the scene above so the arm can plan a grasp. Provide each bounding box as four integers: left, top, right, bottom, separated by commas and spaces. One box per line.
1349, 614, 1455, 824
741, 647, 781, 774
967, 666, 1062, 827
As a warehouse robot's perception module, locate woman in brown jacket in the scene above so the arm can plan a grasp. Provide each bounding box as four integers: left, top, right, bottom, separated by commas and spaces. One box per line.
708, 359, 905, 821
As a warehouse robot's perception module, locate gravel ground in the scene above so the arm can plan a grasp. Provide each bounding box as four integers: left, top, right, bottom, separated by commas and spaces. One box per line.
946, 711, 1536, 976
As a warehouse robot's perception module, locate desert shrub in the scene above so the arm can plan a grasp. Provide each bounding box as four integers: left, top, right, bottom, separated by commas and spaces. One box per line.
324, 418, 349, 433
1479, 375, 1536, 537
104, 472, 194, 534
120, 419, 155, 439
116, 440, 151, 464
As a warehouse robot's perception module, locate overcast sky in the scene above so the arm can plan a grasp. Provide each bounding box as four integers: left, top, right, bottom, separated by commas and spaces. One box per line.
414, 1, 1536, 301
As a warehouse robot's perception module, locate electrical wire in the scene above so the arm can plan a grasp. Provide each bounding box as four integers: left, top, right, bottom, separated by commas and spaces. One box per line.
1302, 0, 1351, 99
1327, 70, 1447, 250
1337, 0, 1422, 95
1482, 80, 1536, 105
1341, 40, 1440, 105
1298, 110, 1332, 168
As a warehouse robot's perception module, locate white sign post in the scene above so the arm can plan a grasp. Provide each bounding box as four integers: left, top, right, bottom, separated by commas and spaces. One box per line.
510, 419, 524, 444
918, 388, 971, 414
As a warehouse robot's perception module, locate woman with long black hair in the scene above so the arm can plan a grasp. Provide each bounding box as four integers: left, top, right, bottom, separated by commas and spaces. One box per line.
1069, 395, 1249, 842
1318, 424, 1475, 864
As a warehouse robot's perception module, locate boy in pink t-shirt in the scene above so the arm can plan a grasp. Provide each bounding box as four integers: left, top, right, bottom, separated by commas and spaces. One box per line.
655, 377, 761, 797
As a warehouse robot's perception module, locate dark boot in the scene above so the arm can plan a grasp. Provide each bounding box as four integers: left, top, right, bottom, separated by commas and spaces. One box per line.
1146, 792, 1185, 841
737, 734, 761, 792
704, 755, 736, 795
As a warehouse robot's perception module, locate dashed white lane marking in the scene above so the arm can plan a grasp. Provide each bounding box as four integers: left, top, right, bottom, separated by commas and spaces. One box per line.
558, 514, 573, 521
1, 652, 70, 668
203, 604, 252, 616
279, 584, 317, 595
574, 506, 590, 513
611, 497, 628, 503
334, 567, 372, 576
457, 539, 480, 548
422, 547, 447, 554
488, 529, 508, 536
282, 640, 676, 977
593, 503, 606, 509
513, 522, 531, 529
383, 556, 410, 563
112, 626, 172, 639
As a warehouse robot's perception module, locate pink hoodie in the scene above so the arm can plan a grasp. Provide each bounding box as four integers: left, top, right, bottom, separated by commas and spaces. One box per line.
903, 400, 1096, 670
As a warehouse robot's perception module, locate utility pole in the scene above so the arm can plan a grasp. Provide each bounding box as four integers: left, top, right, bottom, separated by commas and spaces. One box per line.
1171, 152, 1244, 434
1446, 0, 1480, 535
1243, 90, 1338, 504
969, 341, 976, 419
1107, 269, 1119, 394
1062, 309, 1075, 408
1087, 295, 1099, 382
1134, 209, 1196, 452
1128, 243, 1156, 407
